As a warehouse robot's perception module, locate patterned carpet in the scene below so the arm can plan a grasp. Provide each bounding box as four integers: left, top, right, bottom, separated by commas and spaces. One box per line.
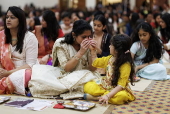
104, 69, 170, 114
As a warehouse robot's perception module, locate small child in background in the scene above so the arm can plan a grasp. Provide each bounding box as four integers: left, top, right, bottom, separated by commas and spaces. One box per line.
84, 34, 135, 105
60, 12, 73, 35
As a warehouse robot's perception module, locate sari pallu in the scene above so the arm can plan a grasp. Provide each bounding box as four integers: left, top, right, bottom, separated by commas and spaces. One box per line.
0, 30, 15, 94
0, 30, 29, 95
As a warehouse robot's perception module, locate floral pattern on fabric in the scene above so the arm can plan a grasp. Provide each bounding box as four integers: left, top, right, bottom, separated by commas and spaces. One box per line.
101, 56, 115, 90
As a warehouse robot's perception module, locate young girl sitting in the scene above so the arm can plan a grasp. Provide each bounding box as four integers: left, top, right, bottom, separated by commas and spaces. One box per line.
84, 34, 135, 105
130, 22, 170, 80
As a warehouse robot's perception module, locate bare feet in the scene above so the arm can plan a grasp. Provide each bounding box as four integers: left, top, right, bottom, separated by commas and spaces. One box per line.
84, 94, 99, 101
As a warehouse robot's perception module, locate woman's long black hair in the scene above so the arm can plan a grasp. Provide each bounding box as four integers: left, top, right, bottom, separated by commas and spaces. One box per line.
131, 22, 163, 63
160, 13, 170, 41
5, 6, 27, 53
111, 34, 134, 86
41, 10, 61, 41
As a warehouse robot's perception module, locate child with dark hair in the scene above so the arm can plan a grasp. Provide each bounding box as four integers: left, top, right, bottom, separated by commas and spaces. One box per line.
84, 34, 135, 105
93, 14, 111, 57
92, 14, 112, 75
131, 22, 170, 80
89, 10, 104, 30
60, 12, 72, 35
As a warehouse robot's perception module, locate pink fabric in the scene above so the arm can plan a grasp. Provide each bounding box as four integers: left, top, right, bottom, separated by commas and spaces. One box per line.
0, 77, 15, 94
25, 69, 32, 87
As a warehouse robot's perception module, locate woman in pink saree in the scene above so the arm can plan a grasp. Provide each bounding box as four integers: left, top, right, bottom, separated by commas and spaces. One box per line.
0, 6, 38, 95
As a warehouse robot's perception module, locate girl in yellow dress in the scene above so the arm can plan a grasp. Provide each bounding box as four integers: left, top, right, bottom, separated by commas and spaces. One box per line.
84, 34, 136, 105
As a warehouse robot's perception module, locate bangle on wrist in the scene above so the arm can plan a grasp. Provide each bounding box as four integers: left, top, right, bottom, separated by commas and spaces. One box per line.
73, 56, 80, 61
91, 49, 97, 53
106, 94, 110, 99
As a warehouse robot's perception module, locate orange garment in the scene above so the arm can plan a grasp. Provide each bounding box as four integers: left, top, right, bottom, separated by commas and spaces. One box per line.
0, 30, 32, 94
0, 30, 15, 94
0, 30, 15, 70
34, 25, 64, 58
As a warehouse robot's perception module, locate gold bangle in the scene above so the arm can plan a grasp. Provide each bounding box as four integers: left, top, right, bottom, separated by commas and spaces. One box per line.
106, 94, 110, 99
74, 56, 80, 61
91, 49, 97, 53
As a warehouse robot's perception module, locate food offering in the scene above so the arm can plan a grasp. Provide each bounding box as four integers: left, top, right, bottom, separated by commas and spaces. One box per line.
63, 100, 96, 111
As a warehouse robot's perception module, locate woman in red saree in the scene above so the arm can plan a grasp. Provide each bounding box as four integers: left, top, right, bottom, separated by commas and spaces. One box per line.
0, 6, 38, 95
33, 10, 64, 65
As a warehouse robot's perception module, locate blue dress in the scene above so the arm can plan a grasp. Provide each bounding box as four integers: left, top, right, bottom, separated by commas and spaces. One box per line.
130, 41, 170, 80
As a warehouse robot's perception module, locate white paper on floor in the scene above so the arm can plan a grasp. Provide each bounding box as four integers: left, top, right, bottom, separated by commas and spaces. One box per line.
18, 100, 54, 111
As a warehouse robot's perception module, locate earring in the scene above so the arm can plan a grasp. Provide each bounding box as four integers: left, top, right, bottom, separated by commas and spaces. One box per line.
73, 37, 75, 41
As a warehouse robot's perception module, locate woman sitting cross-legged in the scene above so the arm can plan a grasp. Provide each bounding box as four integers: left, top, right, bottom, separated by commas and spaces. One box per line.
0, 6, 38, 95
28, 20, 100, 99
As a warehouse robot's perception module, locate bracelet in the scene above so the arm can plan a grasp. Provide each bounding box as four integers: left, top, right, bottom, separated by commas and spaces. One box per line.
73, 56, 80, 61
90, 50, 97, 57
91, 50, 97, 53
106, 94, 110, 99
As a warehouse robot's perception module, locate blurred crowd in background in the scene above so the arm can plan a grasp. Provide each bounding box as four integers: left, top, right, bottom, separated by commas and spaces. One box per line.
0, 0, 170, 36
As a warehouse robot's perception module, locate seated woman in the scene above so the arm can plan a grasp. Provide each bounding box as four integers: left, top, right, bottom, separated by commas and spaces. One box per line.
130, 22, 170, 80
158, 13, 170, 63
0, 6, 38, 95
33, 10, 64, 65
28, 20, 99, 99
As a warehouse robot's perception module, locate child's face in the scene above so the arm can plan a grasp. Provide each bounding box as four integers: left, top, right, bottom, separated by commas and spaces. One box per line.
138, 29, 151, 45
63, 17, 71, 26
109, 44, 117, 56
93, 20, 105, 33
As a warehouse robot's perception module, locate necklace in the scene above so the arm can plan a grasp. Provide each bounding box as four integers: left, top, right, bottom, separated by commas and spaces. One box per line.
93, 32, 104, 39
12, 38, 18, 41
